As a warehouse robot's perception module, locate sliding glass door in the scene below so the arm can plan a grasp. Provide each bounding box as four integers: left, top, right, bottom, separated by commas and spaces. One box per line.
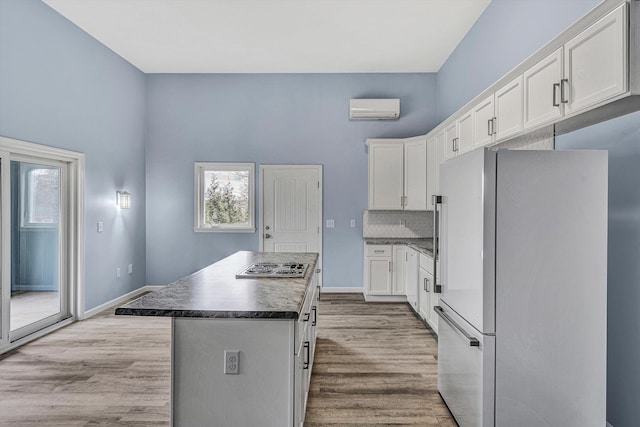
2, 156, 70, 342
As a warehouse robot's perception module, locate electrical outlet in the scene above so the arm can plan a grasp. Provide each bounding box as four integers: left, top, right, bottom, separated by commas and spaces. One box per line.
97, 221, 104, 232
399, 219, 406, 228
128, 264, 133, 274
326, 219, 335, 228
350, 219, 356, 228
224, 350, 239, 374
116, 267, 121, 278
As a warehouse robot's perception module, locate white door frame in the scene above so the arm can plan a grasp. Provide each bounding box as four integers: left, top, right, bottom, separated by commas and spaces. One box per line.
259, 165, 323, 286
0, 136, 85, 354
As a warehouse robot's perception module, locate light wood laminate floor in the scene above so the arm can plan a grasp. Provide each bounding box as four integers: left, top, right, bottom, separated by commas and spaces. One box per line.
0, 293, 455, 426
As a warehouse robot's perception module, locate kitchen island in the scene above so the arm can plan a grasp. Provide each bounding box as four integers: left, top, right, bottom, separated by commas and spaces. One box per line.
116, 251, 320, 427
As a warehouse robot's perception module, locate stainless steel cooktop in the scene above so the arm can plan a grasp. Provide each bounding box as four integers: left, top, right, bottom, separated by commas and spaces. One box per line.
236, 262, 309, 279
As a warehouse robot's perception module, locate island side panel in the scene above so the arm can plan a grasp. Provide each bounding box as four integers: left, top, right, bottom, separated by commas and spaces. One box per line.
171, 318, 295, 427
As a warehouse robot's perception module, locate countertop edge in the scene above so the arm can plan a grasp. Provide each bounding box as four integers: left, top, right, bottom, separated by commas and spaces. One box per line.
114, 307, 299, 319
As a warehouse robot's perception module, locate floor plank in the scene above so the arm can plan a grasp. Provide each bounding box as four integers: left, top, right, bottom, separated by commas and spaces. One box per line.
0, 292, 455, 426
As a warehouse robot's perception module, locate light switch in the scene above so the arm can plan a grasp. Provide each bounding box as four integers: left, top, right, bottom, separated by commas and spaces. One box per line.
326, 219, 335, 228
97, 221, 104, 232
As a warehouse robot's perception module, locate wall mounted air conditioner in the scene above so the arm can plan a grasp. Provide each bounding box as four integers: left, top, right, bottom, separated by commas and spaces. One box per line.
349, 99, 400, 120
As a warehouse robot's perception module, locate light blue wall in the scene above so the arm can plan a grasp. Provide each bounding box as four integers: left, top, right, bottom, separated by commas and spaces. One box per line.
0, 0, 147, 310
436, 1, 639, 425
436, 0, 601, 122
145, 74, 437, 287
556, 112, 640, 427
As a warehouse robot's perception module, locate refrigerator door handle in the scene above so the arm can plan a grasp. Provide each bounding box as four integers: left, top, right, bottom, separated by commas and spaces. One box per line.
434, 306, 479, 347
432, 195, 443, 293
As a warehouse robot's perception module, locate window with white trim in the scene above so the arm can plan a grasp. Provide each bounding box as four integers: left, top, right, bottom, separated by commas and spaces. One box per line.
194, 162, 255, 233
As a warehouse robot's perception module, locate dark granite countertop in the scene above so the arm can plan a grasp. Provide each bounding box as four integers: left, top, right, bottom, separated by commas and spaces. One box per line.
364, 238, 435, 258
115, 251, 319, 320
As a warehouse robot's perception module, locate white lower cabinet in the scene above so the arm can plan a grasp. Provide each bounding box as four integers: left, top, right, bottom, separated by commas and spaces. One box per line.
392, 246, 406, 294
294, 275, 319, 427
405, 247, 419, 312
418, 253, 439, 334
364, 243, 420, 301
364, 244, 393, 295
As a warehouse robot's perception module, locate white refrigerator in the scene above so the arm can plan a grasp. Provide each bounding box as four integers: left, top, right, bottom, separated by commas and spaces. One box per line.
434, 148, 607, 426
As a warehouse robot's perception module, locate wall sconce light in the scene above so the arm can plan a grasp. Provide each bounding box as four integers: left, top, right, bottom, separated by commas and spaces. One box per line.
116, 191, 131, 209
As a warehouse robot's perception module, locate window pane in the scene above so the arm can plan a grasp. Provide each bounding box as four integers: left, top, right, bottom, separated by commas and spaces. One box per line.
203, 170, 250, 226
28, 167, 60, 224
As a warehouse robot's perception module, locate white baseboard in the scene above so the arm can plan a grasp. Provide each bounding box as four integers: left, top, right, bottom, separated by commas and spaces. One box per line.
320, 287, 363, 293
83, 285, 164, 319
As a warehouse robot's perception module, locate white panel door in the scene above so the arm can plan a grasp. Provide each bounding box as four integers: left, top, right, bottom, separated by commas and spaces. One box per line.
444, 122, 458, 160
262, 166, 322, 281
392, 245, 406, 295
418, 266, 430, 320
472, 94, 495, 148
564, 4, 627, 115
523, 48, 563, 130
457, 111, 473, 154
495, 75, 524, 141
368, 142, 404, 210
403, 137, 427, 211
368, 258, 392, 295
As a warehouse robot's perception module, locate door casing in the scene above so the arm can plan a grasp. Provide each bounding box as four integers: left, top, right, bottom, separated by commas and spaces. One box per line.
0, 136, 85, 354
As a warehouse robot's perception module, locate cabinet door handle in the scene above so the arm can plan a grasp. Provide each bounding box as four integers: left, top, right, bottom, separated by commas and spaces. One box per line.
303, 312, 310, 322
560, 78, 569, 104
424, 277, 429, 292
553, 83, 560, 107
312, 306, 317, 326
303, 341, 310, 369
487, 119, 492, 136
404, 196, 407, 206
401, 195, 404, 207
492, 117, 497, 135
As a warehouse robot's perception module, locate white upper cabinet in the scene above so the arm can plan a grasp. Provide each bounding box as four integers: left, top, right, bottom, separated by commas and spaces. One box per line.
368, 136, 427, 211
524, 48, 564, 130
472, 94, 495, 148
457, 110, 474, 154
523, 3, 628, 130
426, 130, 445, 211
404, 137, 428, 211
444, 121, 458, 160
423, 1, 636, 188
494, 75, 524, 141
444, 108, 477, 161
368, 141, 404, 210
563, 4, 627, 115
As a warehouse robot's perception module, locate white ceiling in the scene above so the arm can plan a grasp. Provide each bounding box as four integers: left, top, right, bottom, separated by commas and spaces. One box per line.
42, 0, 491, 74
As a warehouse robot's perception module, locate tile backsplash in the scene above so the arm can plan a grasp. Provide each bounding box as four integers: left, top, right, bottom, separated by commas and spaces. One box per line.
363, 210, 433, 238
